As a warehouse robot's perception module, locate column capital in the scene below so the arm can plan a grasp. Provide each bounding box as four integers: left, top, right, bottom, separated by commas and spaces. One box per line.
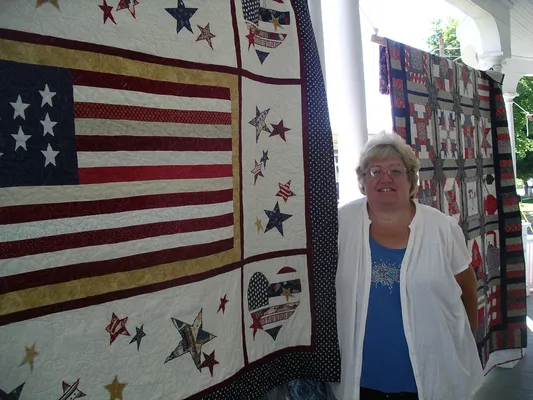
503, 92, 519, 103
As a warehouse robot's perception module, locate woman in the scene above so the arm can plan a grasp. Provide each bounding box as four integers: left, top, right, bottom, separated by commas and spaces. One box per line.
332, 133, 484, 400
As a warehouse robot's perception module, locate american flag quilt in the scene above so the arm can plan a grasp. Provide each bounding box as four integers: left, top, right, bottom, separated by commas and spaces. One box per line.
0, 1, 340, 399
382, 38, 528, 373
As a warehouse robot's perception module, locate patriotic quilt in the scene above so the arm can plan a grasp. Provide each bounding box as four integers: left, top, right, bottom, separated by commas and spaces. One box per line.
382, 38, 528, 372
0, 1, 340, 399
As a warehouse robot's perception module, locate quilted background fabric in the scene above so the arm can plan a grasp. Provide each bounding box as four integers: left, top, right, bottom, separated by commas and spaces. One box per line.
0, 1, 340, 398
383, 37, 528, 372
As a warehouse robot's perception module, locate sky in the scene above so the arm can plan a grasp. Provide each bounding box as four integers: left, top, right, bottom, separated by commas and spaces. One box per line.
322, 0, 466, 135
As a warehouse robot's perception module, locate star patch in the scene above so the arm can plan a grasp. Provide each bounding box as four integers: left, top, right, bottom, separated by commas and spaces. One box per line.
104, 376, 127, 400
60, 379, 85, 399
199, 350, 219, 377
10, 95, 30, 120
0, 383, 25, 400
249, 107, 271, 143
245, 27, 256, 50
12, 127, 31, 151
282, 288, 294, 302
264, 202, 292, 236
42, 144, 59, 167
36, 0, 60, 10
196, 23, 216, 49
260, 150, 269, 168
255, 217, 263, 233
19, 343, 38, 372
129, 325, 146, 351
41, 113, 57, 136
276, 180, 296, 202
166, 0, 198, 34
99, 0, 117, 25
105, 313, 130, 344
39, 84, 56, 107
251, 160, 264, 185
217, 294, 229, 314
270, 119, 291, 141
165, 309, 216, 369
116, 0, 139, 18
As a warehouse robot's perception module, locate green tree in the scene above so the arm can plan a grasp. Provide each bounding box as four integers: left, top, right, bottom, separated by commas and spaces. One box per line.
426, 18, 461, 60
515, 76, 533, 180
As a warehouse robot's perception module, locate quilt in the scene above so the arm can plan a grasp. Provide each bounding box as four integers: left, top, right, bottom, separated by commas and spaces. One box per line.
382, 38, 528, 372
0, 1, 340, 399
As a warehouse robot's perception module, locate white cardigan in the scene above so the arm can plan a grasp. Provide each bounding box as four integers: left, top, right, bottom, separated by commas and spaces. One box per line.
331, 199, 484, 400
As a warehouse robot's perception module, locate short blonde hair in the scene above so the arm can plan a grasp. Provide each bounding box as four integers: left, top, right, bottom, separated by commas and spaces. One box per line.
355, 133, 420, 199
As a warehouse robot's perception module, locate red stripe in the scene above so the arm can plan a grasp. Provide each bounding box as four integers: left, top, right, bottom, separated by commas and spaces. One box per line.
500, 159, 513, 167
74, 103, 232, 125
507, 270, 526, 279
501, 172, 514, 180
0, 213, 233, 260
479, 96, 490, 102
0, 238, 234, 295
506, 244, 523, 252
76, 135, 232, 152
478, 84, 489, 91
503, 197, 519, 206
0, 189, 233, 224
72, 69, 230, 100
78, 165, 233, 184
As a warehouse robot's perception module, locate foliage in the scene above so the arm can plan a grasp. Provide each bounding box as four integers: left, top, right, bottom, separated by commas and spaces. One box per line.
514, 77, 533, 180
425, 18, 461, 60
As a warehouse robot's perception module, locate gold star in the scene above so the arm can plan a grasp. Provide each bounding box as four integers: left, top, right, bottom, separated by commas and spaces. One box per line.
36, 0, 60, 10
282, 288, 294, 302
19, 343, 39, 372
104, 375, 127, 400
255, 217, 263, 233
271, 16, 283, 32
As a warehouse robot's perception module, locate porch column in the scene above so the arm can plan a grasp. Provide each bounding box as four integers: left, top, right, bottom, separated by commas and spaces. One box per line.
322, 0, 368, 205
503, 92, 518, 183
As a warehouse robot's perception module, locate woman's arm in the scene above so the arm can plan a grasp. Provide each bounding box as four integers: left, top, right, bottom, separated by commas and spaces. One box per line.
455, 265, 478, 335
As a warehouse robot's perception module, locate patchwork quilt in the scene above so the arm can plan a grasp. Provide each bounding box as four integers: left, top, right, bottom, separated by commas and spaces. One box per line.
0, 1, 340, 399
382, 38, 528, 371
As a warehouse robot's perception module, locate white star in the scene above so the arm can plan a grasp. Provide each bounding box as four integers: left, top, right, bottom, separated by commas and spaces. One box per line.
40, 113, 57, 136
12, 127, 31, 151
42, 143, 59, 167
10, 95, 30, 120
39, 84, 56, 107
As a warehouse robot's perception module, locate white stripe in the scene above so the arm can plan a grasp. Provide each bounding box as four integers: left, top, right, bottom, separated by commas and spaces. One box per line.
75, 119, 233, 138
77, 151, 232, 167
0, 178, 233, 207
73, 86, 231, 113
1, 201, 233, 242
0, 226, 234, 277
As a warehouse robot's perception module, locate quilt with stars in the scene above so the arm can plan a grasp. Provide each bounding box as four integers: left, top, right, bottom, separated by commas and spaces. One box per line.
382, 38, 527, 373
0, 1, 340, 399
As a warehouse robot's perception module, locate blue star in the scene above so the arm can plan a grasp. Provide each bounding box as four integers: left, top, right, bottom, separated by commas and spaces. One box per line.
166, 0, 198, 34
264, 202, 292, 236
129, 325, 147, 351
0, 383, 25, 400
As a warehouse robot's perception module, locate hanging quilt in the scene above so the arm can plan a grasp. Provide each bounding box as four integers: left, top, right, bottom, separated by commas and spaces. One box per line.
382, 38, 528, 372
0, 1, 340, 399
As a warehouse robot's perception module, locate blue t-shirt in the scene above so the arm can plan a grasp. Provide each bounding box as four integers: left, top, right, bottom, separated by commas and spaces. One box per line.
360, 237, 417, 393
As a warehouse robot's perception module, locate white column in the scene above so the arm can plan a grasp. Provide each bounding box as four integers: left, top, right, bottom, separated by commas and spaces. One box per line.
307, 0, 326, 89
322, 0, 368, 206
503, 92, 518, 183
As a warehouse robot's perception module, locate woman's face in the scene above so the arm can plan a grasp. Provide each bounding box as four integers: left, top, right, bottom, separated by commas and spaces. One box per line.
363, 157, 411, 207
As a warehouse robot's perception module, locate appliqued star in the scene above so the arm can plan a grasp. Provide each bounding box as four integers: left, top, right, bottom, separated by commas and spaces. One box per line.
217, 294, 229, 314
39, 84, 56, 107
116, 0, 139, 18
245, 27, 256, 50
199, 350, 219, 377
166, 0, 198, 34
260, 150, 269, 168
250, 315, 263, 339
42, 144, 59, 167
249, 106, 271, 143
165, 309, 216, 369
10, 95, 30, 120
129, 325, 146, 351
40, 113, 57, 136
12, 127, 31, 151
60, 379, 85, 399
255, 217, 263, 233
270, 119, 291, 141
104, 375, 127, 400
19, 343, 38, 372
271, 16, 282, 31
282, 288, 294, 302
36, 0, 60, 10
276, 180, 296, 202
99, 0, 117, 25
105, 313, 130, 344
196, 23, 216, 49
0, 383, 25, 400
251, 160, 264, 185
264, 202, 292, 236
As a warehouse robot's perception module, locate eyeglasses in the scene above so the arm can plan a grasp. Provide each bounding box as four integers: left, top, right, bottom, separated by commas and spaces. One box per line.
364, 166, 408, 179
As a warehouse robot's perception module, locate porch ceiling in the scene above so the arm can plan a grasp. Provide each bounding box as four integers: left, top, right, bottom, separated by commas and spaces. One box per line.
510, 0, 533, 61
